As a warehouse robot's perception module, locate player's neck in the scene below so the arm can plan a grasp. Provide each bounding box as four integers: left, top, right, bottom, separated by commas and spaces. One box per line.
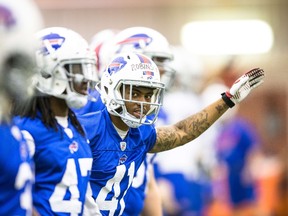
109, 114, 129, 131
50, 96, 69, 117
55, 116, 68, 128
113, 123, 128, 139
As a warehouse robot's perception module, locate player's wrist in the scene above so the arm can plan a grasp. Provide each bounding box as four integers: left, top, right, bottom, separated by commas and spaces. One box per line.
221, 92, 235, 108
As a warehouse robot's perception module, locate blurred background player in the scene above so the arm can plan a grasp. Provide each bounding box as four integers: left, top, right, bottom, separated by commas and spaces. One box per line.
0, 0, 43, 215
203, 59, 264, 216
13, 27, 100, 215
99, 26, 176, 90
90, 28, 120, 75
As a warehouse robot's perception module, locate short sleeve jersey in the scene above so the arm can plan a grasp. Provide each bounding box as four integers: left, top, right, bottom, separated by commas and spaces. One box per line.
78, 109, 157, 216
15, 114, 93, 216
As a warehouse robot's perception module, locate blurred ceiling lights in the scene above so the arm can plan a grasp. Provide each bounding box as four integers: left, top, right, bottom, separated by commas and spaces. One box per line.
181, 20, 274, 55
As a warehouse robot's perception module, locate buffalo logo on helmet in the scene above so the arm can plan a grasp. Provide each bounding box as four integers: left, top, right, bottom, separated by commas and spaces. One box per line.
0, 5, 16, 29
40, 33, 65, 55
107, 56, 127, 75
116, 33, 152, 53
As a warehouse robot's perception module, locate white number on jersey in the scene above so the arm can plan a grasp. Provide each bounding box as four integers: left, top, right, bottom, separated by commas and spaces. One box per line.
15, 162, 33, 212
96, 162, 135, 216
131, 161, 146, 188
49, 158, 92, 216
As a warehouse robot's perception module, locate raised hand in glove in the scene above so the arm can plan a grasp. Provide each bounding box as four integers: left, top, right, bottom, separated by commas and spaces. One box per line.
221, 68, 265, 108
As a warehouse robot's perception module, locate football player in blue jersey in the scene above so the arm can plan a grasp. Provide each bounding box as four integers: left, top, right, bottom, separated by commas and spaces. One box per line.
0, 0, 43, 215
106, 27, 175, 216
78, 51, 264, 216
75, 26, 175, 216
13, 27, 101, 215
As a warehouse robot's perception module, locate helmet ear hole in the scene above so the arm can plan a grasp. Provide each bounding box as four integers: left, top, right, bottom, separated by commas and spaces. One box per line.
40, 69, 51, 79
104, 86, 109, 95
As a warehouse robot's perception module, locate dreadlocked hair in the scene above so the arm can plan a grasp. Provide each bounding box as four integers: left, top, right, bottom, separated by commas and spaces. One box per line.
68, 109, 85, 137
15, 96, 85, 137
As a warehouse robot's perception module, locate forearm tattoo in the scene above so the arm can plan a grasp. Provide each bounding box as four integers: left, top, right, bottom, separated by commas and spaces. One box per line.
215, 103, 227, 114
152, 99, 228, 153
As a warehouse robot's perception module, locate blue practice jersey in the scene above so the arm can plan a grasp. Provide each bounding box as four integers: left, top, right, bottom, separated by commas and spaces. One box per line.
78, 109, 157, 216
15, 114, 93, 216
0, 122, 33, 216
75, 89, 158, 216
73, 89, 105, 115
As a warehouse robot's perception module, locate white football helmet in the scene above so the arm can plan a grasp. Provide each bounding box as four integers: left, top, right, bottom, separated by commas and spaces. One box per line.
99, 26, 176, 89
90, 29, 119, 75
35, 27, 98, 109
0, 0, 43, 120
99, 52, 165, 128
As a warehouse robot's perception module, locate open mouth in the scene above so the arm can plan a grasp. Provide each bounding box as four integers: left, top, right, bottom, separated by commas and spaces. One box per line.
133, 108, 147, 119
133, 111, 142, 119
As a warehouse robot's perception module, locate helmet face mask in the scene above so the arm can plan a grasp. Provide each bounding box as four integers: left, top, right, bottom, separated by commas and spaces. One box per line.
64, 62, 95, 94
35, 27, 98, 109
99, 52, 165, 128
116, 81, 164, 125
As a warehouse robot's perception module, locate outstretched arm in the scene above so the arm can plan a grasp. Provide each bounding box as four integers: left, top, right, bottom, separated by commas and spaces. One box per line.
150, 68, 264, 153
151, 98, 228, 153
